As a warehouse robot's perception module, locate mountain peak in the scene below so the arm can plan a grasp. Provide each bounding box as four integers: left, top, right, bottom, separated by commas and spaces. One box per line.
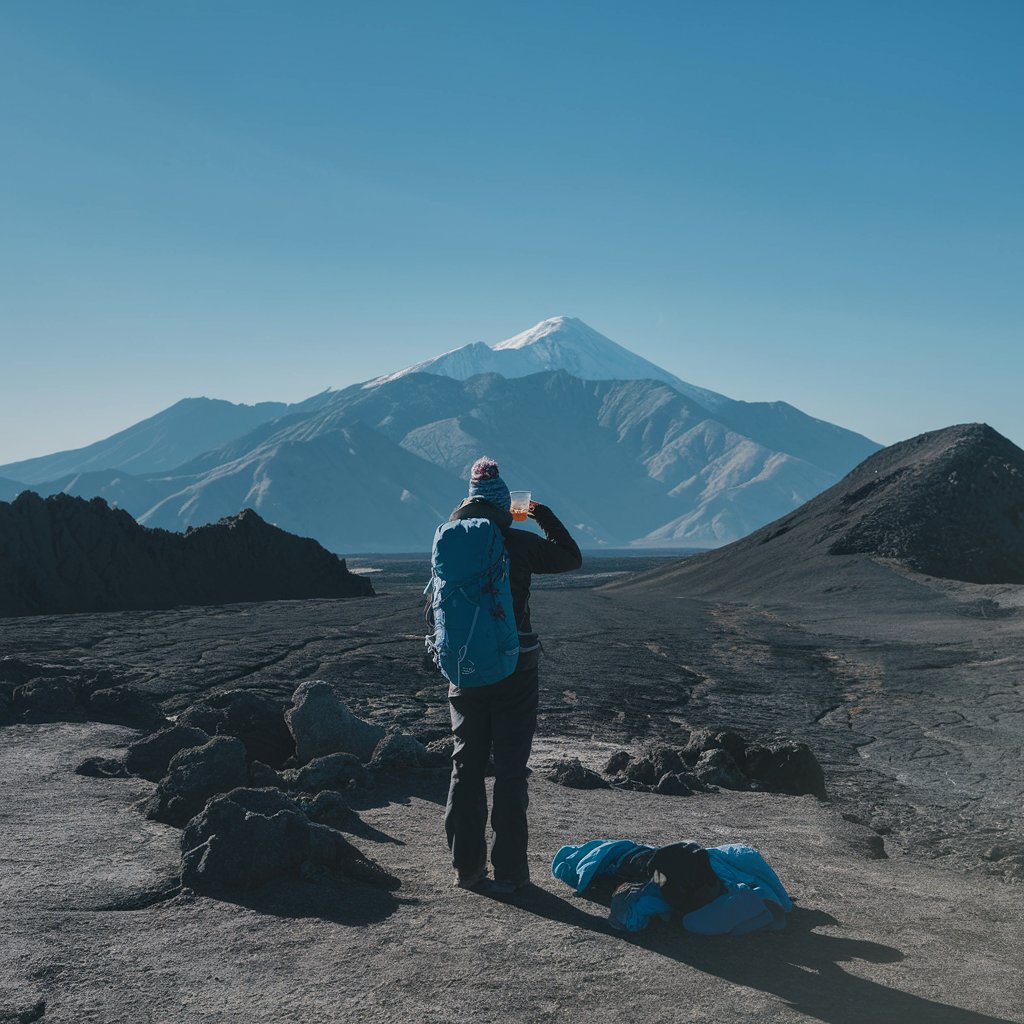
367, 317, 729, 409
491, 315, 585, 350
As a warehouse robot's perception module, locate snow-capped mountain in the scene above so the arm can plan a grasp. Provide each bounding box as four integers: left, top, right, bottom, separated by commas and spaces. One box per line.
0, 317, 882, 551
369, 315, 729, 409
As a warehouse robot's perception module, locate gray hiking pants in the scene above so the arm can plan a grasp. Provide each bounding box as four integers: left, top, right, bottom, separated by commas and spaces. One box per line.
445, 662, 539, 882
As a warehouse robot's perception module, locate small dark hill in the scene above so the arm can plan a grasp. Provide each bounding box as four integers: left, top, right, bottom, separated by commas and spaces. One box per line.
0, 492, 373, 617
609, 423, 1024, 598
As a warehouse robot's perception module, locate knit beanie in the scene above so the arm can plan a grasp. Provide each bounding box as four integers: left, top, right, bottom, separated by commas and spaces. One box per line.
468, 456, 511, 512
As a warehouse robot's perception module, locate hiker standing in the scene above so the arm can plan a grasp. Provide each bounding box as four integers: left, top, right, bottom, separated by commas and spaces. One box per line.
426, 456, 582, 893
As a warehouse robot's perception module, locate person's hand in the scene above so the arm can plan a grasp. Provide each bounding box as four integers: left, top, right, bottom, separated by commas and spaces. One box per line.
527, 500, 547, 520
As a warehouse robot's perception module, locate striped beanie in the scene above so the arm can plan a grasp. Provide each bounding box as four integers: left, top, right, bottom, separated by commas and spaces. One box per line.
468, 456, 511, 512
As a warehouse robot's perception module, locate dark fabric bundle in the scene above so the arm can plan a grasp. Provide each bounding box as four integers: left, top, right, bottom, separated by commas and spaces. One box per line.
649, 841, 723, 914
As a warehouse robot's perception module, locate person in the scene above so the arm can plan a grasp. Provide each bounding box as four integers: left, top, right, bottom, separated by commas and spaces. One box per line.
439, 456, 582, 894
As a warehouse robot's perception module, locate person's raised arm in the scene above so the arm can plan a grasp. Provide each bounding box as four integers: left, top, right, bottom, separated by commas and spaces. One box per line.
526, 501, 583, 574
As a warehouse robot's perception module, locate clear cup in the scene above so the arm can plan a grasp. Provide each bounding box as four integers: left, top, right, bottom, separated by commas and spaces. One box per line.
509, 490, 531, 522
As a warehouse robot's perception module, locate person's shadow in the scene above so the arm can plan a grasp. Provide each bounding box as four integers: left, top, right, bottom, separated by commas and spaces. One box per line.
503, 886, 1017, 1024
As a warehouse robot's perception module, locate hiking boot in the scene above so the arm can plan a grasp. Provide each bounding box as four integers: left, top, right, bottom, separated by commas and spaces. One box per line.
484, 876, 531, 897
454, 865, 489, 891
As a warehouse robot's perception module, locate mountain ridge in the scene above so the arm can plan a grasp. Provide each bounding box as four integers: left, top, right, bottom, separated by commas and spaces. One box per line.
0, 397, 290, 485
0, 317, 883, 552
607, 422, 1024, 597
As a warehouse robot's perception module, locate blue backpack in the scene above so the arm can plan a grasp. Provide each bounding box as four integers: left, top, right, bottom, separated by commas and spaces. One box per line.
424, 517, 520, 687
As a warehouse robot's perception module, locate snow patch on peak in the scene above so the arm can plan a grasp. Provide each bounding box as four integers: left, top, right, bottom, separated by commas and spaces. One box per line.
362, 316, 728, 410
491, 315, 581, 350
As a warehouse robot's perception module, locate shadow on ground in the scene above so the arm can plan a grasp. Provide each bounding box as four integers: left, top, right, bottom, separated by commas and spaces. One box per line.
505, 890, 1016, 1024
204, 876, 411, 926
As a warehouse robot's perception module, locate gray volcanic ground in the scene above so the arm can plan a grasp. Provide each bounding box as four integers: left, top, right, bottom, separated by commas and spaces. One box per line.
2, 550, 1023, 1022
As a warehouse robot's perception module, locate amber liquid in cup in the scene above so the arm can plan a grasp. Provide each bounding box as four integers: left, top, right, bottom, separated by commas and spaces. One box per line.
510, 490, 531, 522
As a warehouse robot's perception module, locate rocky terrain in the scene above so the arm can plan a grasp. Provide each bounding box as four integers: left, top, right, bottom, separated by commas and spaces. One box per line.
0, 493, 372, 617
1, 567, 1022, 1022
1, 425, 1022, 1022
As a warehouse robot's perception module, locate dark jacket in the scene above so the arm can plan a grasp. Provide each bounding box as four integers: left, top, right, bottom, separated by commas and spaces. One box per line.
448, 497, 582, 634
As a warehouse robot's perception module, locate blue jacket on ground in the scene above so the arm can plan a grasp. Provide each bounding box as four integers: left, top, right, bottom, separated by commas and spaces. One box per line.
551, 840, 792, 934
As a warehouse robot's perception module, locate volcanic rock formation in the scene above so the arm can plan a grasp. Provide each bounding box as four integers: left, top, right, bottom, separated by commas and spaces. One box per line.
612, 423, 1024, 596
0, 491, 373, 616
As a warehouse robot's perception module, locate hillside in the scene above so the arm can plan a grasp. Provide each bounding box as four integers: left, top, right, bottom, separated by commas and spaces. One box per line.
610, 423, 1024, 598
0, 492, 373, 616
0, 397, 290, 484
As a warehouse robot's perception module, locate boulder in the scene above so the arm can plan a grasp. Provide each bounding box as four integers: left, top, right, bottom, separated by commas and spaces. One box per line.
249, 760, 284, 788
286, 680, 384, 764
647, 745, 688, 778
75, 756, 130, 778
744, 742, 827, 799
280, 753, 375, 794
218, 691, 295, 768
180, 787, 399, 894
87, 686, 167, 731
125, 724, 211, 782
369, 734, 430, 775
13, 676, 81, 720
546, 757, 609, 789
683, 728, 749, 768
296, 790, 362, 832
178, 690, 295, 768
655, 771, 697, 796
145, 736, 250, 827
175, 703, 227, 736
603, 750, 632, 775
692, 748, 748, 790
618, 756, 658, 787
425, 735, 455, 769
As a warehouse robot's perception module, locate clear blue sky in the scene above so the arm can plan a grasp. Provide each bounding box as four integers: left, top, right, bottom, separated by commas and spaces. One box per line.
1, 0, 1021, 464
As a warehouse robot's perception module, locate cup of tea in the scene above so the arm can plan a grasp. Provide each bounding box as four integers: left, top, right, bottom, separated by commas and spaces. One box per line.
509, 490, 531, 522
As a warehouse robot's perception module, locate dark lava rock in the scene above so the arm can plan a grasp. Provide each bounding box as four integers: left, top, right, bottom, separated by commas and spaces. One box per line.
145, 736, 250, 827
249, 760, 284, 788
0, 998, 47, 1024
179, 690, 295, 768
647, 745, 689, 777
75, 755, 130, 778
745, 742, 827, 799
619, 756, 658, 787
603, 750, 632, 775
682, 728, 749, 769
125, 724, 211, 782
13, 676, 81, 720
369, 733, 430, 775
286, 680, 384, 764
175, 703, 227, 736
278, 753, 375, 794
546, 757, 609, 789
297, 790, 362, 832
424, 734, 455, 771
693, 748, 748, 790
0, 656, 63, 685
0, 492, 374, 617
655, 771, 699, 796
180, 787, 399, 894
220, 691, 294, 768
87, 685, 167, 731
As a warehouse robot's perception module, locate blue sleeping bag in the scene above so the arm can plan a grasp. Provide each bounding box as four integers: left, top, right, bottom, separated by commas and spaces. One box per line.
551, 840, 792, 934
